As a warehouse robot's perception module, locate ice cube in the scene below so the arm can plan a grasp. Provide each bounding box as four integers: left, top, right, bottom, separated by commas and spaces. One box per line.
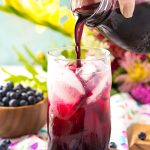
47, 62, 86, 119
87, 69, 111, 104
76, 62, 99, 81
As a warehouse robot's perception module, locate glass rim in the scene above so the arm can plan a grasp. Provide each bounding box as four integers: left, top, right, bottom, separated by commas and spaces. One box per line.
48, 46, 110, 61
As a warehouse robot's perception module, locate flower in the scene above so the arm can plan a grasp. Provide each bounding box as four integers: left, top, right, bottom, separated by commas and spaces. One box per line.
36, 51, 46, 60
116, 52, 150, 92
130, 84, 150, 104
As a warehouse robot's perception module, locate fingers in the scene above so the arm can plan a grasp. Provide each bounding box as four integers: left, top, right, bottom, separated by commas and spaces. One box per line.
118, 0, 135, 18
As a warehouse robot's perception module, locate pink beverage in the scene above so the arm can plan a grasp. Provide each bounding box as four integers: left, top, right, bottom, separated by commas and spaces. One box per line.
47, 47, 111, 150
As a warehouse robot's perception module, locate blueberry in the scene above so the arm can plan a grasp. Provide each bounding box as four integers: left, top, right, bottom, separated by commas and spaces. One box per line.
36, 92, 43, 98
109, 142, 117, 149
6, 82, 14, 90
138, 132, 147, 140
26, 87, 32, 91
31, 89, 36, 93
9, 99, 19, 107
13, 84, 23, 91
0, 91, 3, 97
27, 91, 34, 97
15, 92, 21, 99
0, 89, 6, 97
0, 142, 8, 150
8, 92, 17, 99
6, 92, 11, 98
2, 97, 9, 106
28, 96, 35, 104
0, 102, 4, 106
0, 94, 2, 100
3, 85, 11, 92
21, 93, 27, 100
0, 139, 11, 150
3, 139, 11, 145
35, 97, 42, 103
16, 90, 21, 94
19, 100, 28, 106
0, 86, 3, 90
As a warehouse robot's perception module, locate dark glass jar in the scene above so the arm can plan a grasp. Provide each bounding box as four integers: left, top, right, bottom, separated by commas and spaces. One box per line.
73, 0, 150, 53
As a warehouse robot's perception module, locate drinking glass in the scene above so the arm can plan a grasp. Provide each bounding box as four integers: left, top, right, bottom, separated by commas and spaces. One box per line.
47, 47, 112, 150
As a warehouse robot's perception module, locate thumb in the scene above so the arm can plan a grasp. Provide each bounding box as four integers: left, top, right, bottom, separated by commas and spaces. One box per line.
118, 0, 135, 18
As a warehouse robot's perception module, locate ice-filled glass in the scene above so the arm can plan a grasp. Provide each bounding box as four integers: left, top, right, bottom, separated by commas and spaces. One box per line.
47, 47, 112, 150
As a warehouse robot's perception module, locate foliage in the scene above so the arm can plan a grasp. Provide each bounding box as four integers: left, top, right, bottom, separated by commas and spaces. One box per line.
0, 0, 76, 37
1, 47, 47, 95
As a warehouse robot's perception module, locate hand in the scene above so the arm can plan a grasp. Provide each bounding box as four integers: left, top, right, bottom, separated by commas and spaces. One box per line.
118, 0, 135, 18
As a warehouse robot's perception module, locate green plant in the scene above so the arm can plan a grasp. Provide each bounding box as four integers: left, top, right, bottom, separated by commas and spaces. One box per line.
1, 47, 47, 95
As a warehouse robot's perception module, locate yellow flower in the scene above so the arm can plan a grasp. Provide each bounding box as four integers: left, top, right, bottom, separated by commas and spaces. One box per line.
116, 52, 150, 92
36, 51, 46, 60
128, 63, 150, 82
2, 0, 75, 37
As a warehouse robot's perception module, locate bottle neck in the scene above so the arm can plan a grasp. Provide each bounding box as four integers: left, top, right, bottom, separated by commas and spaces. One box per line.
86, 0, 114, 27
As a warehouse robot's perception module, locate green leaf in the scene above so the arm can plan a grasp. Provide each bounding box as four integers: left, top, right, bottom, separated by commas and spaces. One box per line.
1, 67, 14, 76
4, 75, 29, 83
61, 49, 87, 59
61, 49, 76, 59
24, 46, 47, 71
14, 49, 38, 76
24, 46, 39, 63
0, 5, 12, 13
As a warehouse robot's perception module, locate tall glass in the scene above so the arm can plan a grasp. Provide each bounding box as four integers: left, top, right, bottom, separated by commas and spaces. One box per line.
47, 47, 112, 150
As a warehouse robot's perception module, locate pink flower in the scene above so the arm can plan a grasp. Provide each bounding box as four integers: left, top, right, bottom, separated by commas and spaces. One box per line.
116, 52, 150, 92
131, 84, 150, 104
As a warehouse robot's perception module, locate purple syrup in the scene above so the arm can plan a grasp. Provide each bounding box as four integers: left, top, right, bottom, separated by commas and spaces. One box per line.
74, 19, 84, 67
74, 3, 100, 67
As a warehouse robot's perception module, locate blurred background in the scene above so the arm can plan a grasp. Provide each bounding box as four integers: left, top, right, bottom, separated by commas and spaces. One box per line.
0, 0, 71, 65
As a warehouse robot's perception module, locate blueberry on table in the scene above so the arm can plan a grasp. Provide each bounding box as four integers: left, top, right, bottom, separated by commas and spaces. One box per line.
19, 100, 28, 106
3, 139, 11, 145
2, 97, 9, 106
138, 132, 147, 140
109, 142, 117, 149
28, 96, 35, 105
0, 139, 11, 150
9, 99, 19, 107
0, 143, 8, 150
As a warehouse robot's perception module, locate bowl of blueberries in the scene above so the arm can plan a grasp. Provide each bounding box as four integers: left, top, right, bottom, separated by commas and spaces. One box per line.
0, 82, 47, 138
